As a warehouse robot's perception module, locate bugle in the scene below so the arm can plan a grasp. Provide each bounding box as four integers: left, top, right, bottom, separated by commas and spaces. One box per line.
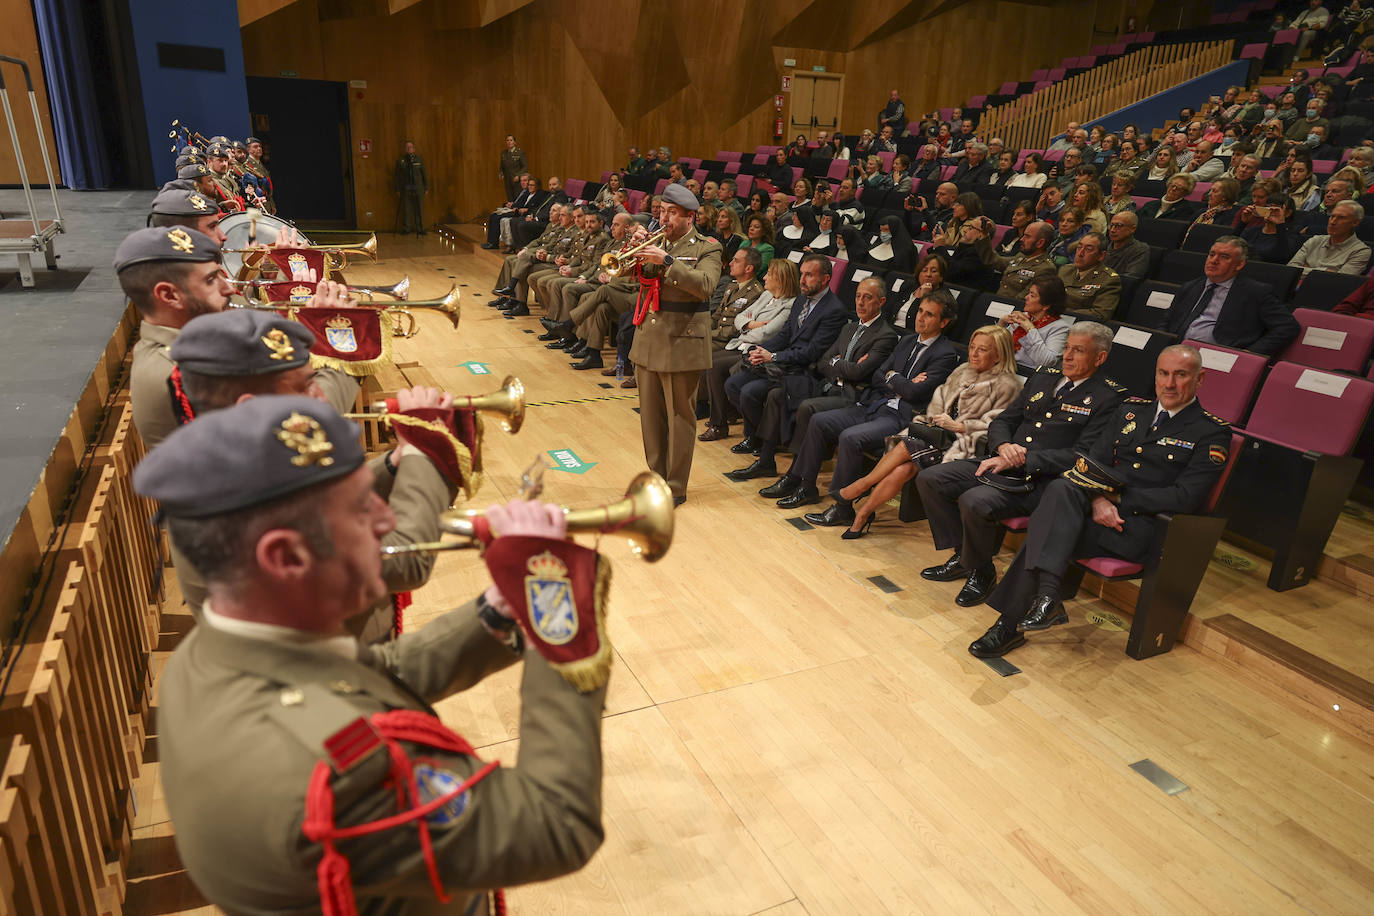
380, 471, 675, 562
600, 228, 667, 277
346, 375, 525, 434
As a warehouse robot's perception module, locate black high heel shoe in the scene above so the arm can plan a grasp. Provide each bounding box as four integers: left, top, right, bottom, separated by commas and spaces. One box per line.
840, 514, 876, 540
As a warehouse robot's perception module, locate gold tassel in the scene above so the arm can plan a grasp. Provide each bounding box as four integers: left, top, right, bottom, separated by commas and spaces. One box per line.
545, 556, 613, 693
380, 412, 482, 500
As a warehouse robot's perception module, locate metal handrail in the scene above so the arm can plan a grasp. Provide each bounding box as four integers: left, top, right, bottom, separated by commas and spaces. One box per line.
0, 53, 64, 239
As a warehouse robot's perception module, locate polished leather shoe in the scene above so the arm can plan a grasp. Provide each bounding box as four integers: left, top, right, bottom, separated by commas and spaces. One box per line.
571, 352, 603, 370
726, 458, 777, 481
1017, 595, 1068, 632
729, 436, 761, 455
758, 475, 799, 498
921, 553, 968, 582
492, 285, 514, 296
698, 425, 728, 442
536, 330, 562, 342
954, 566, 997, 608
503, 304, 530, 318
673, 495, 687, 507
802, 500, 853, 524
538, 317, 559, 331
620, 377, 636, 389
600, 366, 620, 377
567, 342, 589, 358
545, 338, 571, 349
968, 620, 1026, 658
561, 337, 584, 352
487, 297, 509, 308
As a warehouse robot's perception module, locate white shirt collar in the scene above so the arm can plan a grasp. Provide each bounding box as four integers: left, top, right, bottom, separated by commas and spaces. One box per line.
1153, 397, 1196, 421
202, 602, 359, 661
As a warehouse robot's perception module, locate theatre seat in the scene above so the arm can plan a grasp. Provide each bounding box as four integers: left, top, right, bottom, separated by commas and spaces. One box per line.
1187, 340, 1268, 424
1215, 362, 1374, 590
1280, 308, 1374, 373
1288, 270, 1365, 311
563, 178, 586, 199
1123, 279, 1180, 328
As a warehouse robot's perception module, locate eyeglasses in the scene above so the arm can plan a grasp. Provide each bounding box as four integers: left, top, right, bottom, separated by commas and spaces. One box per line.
1109, 222, 1130, 228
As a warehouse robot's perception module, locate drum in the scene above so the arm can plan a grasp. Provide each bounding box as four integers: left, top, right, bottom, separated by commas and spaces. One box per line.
220, 212, 309, 281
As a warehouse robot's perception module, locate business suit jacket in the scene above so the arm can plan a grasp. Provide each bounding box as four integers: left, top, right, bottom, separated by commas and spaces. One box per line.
988, 366, 1128, 478
1164, 275, 1300, 356
1139, 198, 1201, 222
817, 318, 900, 398
759, 289, 848, 372
858, 333, 960, 425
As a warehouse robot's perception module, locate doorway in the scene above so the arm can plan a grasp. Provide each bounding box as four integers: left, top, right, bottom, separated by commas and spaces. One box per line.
245, 77, 355, 228
788, 72, 844, 137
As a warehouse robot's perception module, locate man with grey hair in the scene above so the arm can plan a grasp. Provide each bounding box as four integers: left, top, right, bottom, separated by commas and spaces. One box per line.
1223, 154, 1262, 204
1164, 237, 1298, 355
1047, 121, 1080, 153
953, 141, 993, 190
1053, 147, 1085, 192
1288, 200, 1371, 274
971, 343, 1231, 657
918, 322, 1126, 608
1104, 211, 1151, 279
1183, 140, 1225, 182
1295, 178, 1355, 238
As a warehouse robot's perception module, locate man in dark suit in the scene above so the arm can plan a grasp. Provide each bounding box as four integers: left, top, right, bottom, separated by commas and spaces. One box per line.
970, 344, 1230, 658
1161, 236, 1300, 356
512, 176, 568, 248
484, 172, 533, 248
724, 255, 847, 475
951, 142, 993, 191
916, 322, 1126, 607
785, 277, 900, 454
758, 291, 959, 523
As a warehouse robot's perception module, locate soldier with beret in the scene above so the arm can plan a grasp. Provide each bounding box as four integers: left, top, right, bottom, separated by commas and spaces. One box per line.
167, 310, 457, 639
148, 186, 226, 245
916, 321, 1127, 608
134, 395, 608, 914
625, 182, 724, 505
971, 345, 1230, 657
165, 162, 217, 199
395, 140, 429, 235
205, 143, 246, 213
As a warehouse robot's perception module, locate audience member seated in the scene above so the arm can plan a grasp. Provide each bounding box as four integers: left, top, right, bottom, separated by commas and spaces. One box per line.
886, 253, 949, 332
1104, 174, 1138, 217
989, 220, 1058, 299
1288, 200, 1372, 274
1104, 211, 1151, 279
934, 192, 984, 246
746, 190, 769, 217
952, 142, 993, 190
765, 148, 794, 191
1333, 274, 1374, 317
1294, 177, 1355, 238
905, 181, 958, 241
1047, 122, 1080, 153
715, 207, 745, 262
859, 155, 889, 191
1240, 192, 1299, 263
484, 172, 536, 249
1182, 177, 1243, 246
996, 201, 1037, 257
1223, 153, 1262, 204
1146, 145, 1181, 181
700, 253, 791, 440
916, 321, 1125, 607
1067, 180, 1108, 233
1104, 143, 1145, 181
997, 275, 1075, 370
757, 292, 960, 523
719, 179, 745, 218
874, 125, 899, 153
1052, 148, 1089, 192
1285, 98, 1330, 144
740, 214, 776, 271
1047, 208, 1088, 264
889, 155, 914, 193
786, 134, 810, 159
835, 325, 1023, 538
1008, 152, 1048, 189
986, 150, 1018, 189
1182, 140, 1225, 182
1162, 236, 1299, 355
912, 144, 942, 182
1035, 185, 1066, 225
865, 215, 919, 273
1059, 231, 1120, 319
971, 344, 1230, 658
946, 217, 1001, 290
723, 255, 850, 475
802, 209, 840, 257
836, 225, 868, 263
1140, 174, 1200, 222
774, 206, 815, 260
1282, 158, 1322, 210
831, 179, 866, 229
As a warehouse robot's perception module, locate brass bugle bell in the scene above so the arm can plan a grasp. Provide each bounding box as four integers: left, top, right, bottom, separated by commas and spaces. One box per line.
379, 284, 461, 336
346, 375, 525, 434
221, 233, 378, 264
381, 471, 675, 562
351, 275, 411, 301
600, 228, 667, 277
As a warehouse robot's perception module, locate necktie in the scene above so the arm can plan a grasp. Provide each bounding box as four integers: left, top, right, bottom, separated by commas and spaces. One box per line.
903, 341, 926, 377
844, 324, 865, 361
1149, 408, 1167, 434
798, 296, 817, 327
1186, 282, 1217, 327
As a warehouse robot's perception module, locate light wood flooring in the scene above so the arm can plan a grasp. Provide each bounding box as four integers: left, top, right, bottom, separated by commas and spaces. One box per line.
127, 234, 1374, 915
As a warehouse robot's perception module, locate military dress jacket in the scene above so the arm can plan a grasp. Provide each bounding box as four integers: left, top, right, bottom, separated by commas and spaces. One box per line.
994, 251, 1057, 300
708, 277, 764, 347
628, 229, 723, 373
131, 321, 181, 449
1058, 262, 1122, 320
159, 607, 607, 915
1088, 397, 1230, 518
987, 367, 1127, 479
499, 147, 527, 181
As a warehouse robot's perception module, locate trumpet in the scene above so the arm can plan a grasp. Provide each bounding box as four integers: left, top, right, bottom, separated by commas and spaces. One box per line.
380, 284, 461, 336
600, 228, 667, 277
346, 375, 525, 434
222, 233, 378, 268
380, 471, 675, 562
350, 275, 411, 301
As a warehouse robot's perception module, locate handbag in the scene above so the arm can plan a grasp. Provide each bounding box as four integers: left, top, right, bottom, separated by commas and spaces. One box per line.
887, 420, 954, 470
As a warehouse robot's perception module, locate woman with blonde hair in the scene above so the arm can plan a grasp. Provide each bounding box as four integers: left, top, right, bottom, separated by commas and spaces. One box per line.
834, 325, 1023, 538
1147, 146, 1180, 181
715, 205, 745, 261
1068, 179, 1107, 232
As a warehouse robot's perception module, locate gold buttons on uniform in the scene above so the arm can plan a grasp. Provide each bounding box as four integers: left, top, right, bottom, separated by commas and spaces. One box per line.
279, 688, 304, 707
1136, 447, 1143, 453
1025, 436, 1033, 442
1133, 462, 1141, 469
1035, 422, 1042, 428
330, 680, 357, 694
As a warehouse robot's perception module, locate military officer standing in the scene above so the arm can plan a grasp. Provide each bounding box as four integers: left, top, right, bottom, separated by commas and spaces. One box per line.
499, 134, 528, 201
971, 345, 1229, 657
627, 183, 724, 505
395, 140, 429, 235
1057, 231, 1121, 320
204, 143, 245, 213
242, 136, 276, 214
134, 395, 608, 915
990, 221, 1058, 301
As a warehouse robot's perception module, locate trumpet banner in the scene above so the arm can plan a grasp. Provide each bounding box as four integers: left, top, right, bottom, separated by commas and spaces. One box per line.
381, 406, 485, 500
280, 305, 392, 375
265, 247, 328, 279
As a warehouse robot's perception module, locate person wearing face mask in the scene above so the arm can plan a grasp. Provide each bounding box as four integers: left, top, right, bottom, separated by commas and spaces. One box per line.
802, 209, 840, 257
1285, 99, 1329, 142
864, 215, 918, 273
1252, 117, 1286, 159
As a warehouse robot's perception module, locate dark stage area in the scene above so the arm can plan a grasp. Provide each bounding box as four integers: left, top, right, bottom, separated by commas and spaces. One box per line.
0, 188, 151, 553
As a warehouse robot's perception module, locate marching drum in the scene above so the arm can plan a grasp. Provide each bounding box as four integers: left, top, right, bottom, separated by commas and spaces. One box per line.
219, 211, 308, 281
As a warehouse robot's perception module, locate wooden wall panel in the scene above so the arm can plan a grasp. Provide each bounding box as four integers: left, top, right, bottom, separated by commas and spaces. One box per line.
0, 0, 61, 187
240, 0, 1099, 230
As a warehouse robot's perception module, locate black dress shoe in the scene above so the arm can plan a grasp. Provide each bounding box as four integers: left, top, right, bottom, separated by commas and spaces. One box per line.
758, 475, 799, 498
802, 500, 853, 524
673, 495, 687, 507
492, 285, 514, 296
503, 304, 530, 318
1018, 595, 1068, 632
568, 343, 590, 359
954, 566, 997, 608
729, 436, 761, 455
968, 620, 1026, 658
545, 338, 571, 349
921, 553, 968, 582
561, 337, 584, 352
726, 458, 777, 481
572, 352, 603, 370
481, 242, 498, 249
487, 297, 508, 307
536, 330, 562, 341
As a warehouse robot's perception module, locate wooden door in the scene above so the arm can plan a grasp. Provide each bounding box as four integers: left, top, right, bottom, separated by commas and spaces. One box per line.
788, 72, 844, 136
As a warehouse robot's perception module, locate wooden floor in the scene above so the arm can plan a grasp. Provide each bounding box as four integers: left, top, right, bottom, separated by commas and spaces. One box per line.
127, 234, 1374, 915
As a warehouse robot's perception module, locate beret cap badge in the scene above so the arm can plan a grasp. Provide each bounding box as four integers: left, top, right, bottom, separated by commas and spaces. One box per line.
275, 412, 336, 468
262, 329, 296, 361
167, 228, 195, 253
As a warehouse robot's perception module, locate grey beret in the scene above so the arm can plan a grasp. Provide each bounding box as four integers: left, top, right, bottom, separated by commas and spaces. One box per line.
179, 145, 202, 159
177, 162, 212, 181
171, 311, 315, 376
174, 155, 198, 170
159, 179, 197, 192
114, 226, 221, 272
229, 140, 245, 151
207, 143, 230, 158
150, 187, 217, 218
245, 136, 262, 146
661, 183, 699, 212
133, 395, 364, 519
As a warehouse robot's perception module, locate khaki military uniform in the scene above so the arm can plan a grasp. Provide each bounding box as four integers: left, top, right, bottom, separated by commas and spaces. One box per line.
158, 602, 607, 914
531, 229, 601, 312
1058, 262, 1121, 320
628, 229, 723, 499
207, 169, 244, 213
513, 225, 581, 302
993, 251, 1057, 300
709, 277, 764, 350
538, 230, 613, 320
493, 222, 567, 294
130, 321, 180, 449
499, 146, 528, 200
571, 275, 639, 350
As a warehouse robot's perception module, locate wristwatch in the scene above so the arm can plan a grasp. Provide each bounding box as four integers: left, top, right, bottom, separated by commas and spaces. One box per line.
476, 591, 524, 654
662, 254, 675, 269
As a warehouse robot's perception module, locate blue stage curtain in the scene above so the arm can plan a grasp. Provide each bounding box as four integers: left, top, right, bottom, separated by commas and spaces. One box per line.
31, 0, 110, 189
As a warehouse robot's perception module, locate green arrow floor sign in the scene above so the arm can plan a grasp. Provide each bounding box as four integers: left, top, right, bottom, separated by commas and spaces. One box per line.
458, 361, 492, 375
546, 448, 596, 474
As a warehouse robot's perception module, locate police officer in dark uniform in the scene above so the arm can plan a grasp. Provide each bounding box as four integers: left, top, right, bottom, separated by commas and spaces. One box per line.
970, 345, 1230, 657
916, 321, 1126, 607
395, 140, 430, 235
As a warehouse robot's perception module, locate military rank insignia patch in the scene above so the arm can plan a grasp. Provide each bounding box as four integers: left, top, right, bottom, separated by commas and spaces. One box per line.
1208, 444, 1228, 465
1029, 391, 1044, 403
525, 551, 578, 646
276, 411, 335, 467
1121, 421, 1136, 435
414, 763, 470, 827
167, 228, 194, 253
262, 328, 296, 360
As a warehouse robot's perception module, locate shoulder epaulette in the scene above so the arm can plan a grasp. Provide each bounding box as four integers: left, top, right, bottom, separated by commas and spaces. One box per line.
264, 682, 383, 773
1203, 410, 1231, 426
1037, 365, 1062, 376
